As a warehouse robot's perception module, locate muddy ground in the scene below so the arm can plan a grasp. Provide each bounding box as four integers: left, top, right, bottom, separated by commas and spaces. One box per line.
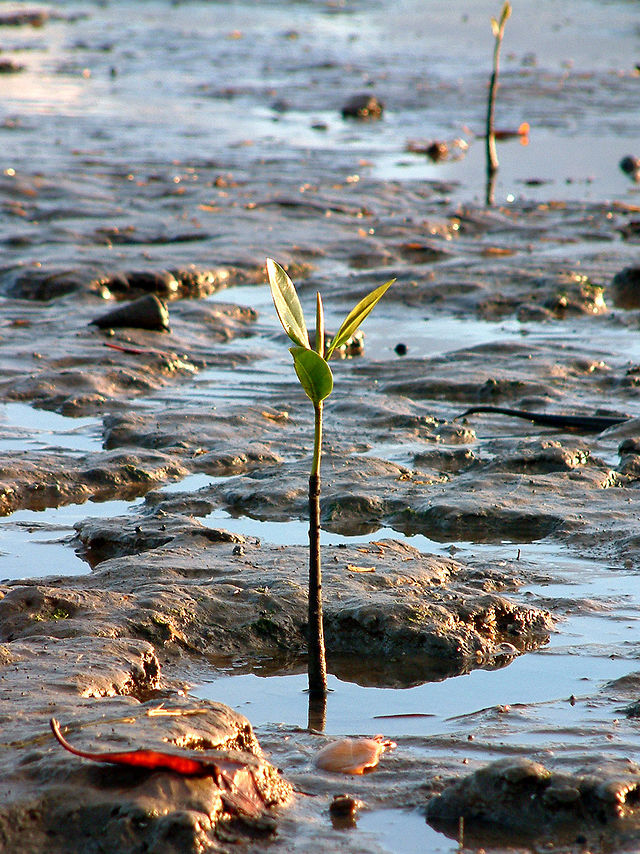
2, 2, 640, 853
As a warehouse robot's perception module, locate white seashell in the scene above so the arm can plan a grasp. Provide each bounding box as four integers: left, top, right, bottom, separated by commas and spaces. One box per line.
313, 735, 396, 775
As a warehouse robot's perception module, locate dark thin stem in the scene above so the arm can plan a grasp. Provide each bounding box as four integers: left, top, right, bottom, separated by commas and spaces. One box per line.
485, 70, 499, 205
485, 6, 509, 205
307, 402, 327, 699
486, 63, 499, 185
308, 470, 327, 698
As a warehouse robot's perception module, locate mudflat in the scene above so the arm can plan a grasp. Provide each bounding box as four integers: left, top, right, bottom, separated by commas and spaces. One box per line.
1, 2, 640, 852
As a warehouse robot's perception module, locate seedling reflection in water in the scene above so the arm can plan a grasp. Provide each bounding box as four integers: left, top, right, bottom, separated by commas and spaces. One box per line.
266, 259, 394, 700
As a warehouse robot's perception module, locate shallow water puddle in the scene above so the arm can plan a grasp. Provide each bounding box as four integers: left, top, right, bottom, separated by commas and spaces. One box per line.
197, 539, 639, 742
0, 473, 223, 582
358, 809, 457, 854
198, 645, 634, 740
0, 499, 137, 582
375, 128, 640, 206
194, 531, 640, 852
203, 508, 445, 551
207, 283, 530, 363
0, 402, 103, 454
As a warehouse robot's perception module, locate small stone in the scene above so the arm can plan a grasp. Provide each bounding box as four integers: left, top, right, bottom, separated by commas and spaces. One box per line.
620, 156, 640, 180
341, 93, 384, 120
0, 59, 25, 74
426, 141, 449, 162
90, 293, 170, 331
329, 794, 359, 817
611, 266, 640, 309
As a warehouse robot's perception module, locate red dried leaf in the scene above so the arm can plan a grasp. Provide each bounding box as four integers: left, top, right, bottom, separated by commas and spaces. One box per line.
49, 718, 265, 817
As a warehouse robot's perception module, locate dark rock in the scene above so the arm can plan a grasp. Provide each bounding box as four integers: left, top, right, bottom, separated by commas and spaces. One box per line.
90, 294, 170, 331
426, 141, 449, 162
396, 241, 450, 263
611, 266, 640, 309
0, 59, 25, 73
620, 156, 640, 180
341, 93, 384, 120
624, 699, 640, 718
620, 220, 640, 240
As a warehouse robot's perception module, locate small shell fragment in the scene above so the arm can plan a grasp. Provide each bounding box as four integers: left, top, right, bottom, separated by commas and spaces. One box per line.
313, 735, 396, 775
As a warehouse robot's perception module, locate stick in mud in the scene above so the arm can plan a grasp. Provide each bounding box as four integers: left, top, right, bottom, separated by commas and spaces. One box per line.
457, 405, 628, 433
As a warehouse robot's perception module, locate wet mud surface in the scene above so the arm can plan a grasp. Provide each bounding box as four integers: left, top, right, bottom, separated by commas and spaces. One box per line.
1, 1, 640, 852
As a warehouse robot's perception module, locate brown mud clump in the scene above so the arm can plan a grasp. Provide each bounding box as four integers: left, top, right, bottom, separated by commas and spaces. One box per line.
427, 757, 640, 850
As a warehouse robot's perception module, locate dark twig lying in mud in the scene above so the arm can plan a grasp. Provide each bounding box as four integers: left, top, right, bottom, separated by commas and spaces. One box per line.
49, 718, 266, 817
458, 405, 628, 433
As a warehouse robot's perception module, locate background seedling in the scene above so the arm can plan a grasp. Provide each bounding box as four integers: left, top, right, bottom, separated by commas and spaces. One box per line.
486, 1, 512, 205
266, 259, 393, 702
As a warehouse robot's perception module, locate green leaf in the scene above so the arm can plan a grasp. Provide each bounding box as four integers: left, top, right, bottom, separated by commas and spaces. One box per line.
490, 16, 499, 36
500, 2, 511, 27
266, 258, 310, 349
326, 278, 395, 360
290, 346, 333, 404
315, 292, 325, 357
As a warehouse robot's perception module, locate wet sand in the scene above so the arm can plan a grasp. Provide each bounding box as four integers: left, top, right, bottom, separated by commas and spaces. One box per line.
1, 2, 640, 852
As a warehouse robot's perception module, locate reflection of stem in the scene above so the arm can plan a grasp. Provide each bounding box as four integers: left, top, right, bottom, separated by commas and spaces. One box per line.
308, 402, 327, 699
486, 167, 498, 208
307, 692, 327, 732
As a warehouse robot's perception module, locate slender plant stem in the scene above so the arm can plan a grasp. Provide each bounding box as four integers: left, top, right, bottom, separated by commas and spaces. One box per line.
311, 399, 323, 478
308, 401, 327, 699
485, 57, 500, 204
485, 4, 510, 205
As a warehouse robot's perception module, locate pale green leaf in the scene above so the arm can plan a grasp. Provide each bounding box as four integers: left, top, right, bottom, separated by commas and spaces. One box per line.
500, 2, 511, 27
326, 279, 395, 360
266, 258, 310, 349
315, 292, 325, 357
490, 16, 499, 36
290, 346, 333, 404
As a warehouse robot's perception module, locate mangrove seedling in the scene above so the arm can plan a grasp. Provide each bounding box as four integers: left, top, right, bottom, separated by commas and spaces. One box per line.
486, 1, 511, 205
266, 259, 393, 699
